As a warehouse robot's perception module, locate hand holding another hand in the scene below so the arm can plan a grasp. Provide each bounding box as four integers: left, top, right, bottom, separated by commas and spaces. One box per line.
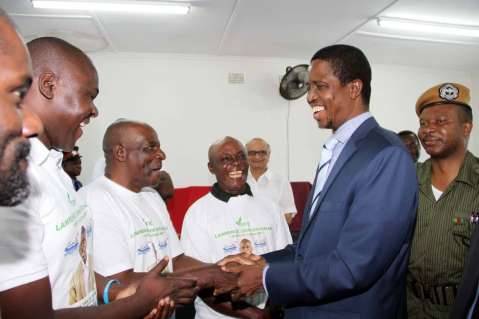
136, 257, 199, 308
167, 264, 239, 296
216, 253, 267, 300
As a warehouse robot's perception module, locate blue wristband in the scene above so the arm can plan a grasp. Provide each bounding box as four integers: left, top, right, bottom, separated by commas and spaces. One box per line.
103, 279, 120, 304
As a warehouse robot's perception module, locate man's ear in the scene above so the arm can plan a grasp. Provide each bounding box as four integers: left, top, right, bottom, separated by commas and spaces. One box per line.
38, 72, 56, 100
114, 144, 127, 162
349, 79, 363, 100
464, 121, 473, 139
207, 161, 214, 174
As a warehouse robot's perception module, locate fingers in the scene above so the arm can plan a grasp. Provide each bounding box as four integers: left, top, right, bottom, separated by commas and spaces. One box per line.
171, 283, 199, 305
222, 263, 243, 273
143, 307, 158, 319
212, 273, 239, 296
218, 253, 256, 267
172, 277, 197, 290
230, 288, 243, 302
221, 258, 251, 270
157, 297, 174, 319
249, 254, 262, 261
148, 257, 170, 277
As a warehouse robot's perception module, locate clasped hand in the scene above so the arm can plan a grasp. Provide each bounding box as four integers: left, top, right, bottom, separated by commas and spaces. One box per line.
216, 252, 267, 301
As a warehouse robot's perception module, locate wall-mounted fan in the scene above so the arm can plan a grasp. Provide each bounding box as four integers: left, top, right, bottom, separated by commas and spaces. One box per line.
279, 64, 309, 100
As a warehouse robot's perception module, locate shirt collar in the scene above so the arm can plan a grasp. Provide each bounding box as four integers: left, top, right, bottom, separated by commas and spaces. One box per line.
250, 168, 271, 182
418, 151, 479, 187
210, 182, 253, 202
331, 112, 372, 145
29, 137, 63, 167
456, 152, 479, 186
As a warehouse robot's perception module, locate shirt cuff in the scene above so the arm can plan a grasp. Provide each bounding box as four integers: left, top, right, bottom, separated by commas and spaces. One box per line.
262, 264, 269, 298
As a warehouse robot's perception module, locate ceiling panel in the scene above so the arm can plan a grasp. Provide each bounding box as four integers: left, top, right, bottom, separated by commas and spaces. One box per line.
380, 0, 479, 25
1, 0, 478, 70
346, 33, 479, 70
218, 0, 396, 58
95, 0, 236, 53
349, 0, 479, 70
10, 13, 109, 52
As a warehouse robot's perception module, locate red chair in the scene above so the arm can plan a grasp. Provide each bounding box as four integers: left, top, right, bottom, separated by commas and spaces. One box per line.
166, 186, 210, 235
289, 181, 312, 241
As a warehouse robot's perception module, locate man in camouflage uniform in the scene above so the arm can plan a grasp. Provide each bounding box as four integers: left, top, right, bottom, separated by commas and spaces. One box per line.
407, 83, 479, 318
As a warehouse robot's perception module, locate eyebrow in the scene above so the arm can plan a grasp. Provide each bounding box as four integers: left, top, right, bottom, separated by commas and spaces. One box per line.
14, 76, 32, 97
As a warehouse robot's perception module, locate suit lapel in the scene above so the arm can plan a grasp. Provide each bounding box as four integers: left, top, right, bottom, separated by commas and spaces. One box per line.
298, 118, 378, 245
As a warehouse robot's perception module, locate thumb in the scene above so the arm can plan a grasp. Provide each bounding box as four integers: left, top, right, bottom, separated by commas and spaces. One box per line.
148, 257, 169, 277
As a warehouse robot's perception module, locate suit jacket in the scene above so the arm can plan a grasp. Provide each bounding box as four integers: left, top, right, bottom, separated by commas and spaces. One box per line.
263, 117, 418, 319
450, 228, 479, 318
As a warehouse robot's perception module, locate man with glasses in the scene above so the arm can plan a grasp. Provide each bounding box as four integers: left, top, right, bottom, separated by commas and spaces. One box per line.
246, 138, 297, 224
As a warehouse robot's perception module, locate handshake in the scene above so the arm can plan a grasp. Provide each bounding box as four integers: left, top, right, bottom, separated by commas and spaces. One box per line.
132, 253, 268, 319
170, 252, 267, 300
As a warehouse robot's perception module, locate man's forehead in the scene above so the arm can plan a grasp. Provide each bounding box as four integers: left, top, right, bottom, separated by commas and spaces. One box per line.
0, 19, 30, 70
310, 59, 332, 75
218, 140, 243, 152
247, 140, 267, 150
420, 104, 458, 119
133, 125, 159, 143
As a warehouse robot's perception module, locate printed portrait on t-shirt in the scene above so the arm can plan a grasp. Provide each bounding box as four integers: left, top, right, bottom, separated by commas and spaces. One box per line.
68, 225, 95, 305
239, 238, 253, 255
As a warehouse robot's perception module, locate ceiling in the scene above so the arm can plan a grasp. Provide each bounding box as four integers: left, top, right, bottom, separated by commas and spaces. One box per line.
2, 0, 479, 70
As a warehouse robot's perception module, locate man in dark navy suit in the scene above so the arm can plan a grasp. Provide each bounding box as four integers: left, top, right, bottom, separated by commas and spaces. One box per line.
450, 228, 479, 319
220, 44, 418, 319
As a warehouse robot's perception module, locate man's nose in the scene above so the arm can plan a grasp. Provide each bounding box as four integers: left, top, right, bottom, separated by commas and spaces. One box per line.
22, 109, 43, 138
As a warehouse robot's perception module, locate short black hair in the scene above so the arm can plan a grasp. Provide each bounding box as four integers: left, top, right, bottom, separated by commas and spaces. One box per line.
311, 44, 372, 106
397, 130, 419, 143
457, 105, 473, 123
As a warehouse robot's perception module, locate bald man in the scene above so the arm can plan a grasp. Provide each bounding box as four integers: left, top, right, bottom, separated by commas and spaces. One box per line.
181, 136, 292, 319
0, 35, 195, 319
81, 121, 237, 297
246, 138, 297, 224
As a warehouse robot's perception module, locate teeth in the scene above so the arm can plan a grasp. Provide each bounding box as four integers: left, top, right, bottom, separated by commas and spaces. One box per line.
229, 171, 243, 178
80, 118, 91, 128
312, 106, 325, 113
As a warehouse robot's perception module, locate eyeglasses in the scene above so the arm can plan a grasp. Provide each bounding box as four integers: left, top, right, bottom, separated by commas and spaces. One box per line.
247, 150, 268, 157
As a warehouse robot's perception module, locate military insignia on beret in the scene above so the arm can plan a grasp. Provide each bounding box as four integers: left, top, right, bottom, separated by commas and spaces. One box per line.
439, 83, 459, 101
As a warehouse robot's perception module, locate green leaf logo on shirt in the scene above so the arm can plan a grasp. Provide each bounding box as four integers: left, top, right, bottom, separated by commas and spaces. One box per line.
235, 217, 250, 228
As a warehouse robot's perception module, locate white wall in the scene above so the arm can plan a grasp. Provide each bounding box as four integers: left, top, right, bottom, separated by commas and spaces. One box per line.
79, 52, 478, 187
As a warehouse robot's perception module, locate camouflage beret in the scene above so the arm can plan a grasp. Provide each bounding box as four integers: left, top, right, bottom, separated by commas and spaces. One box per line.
416, 83, 471, 115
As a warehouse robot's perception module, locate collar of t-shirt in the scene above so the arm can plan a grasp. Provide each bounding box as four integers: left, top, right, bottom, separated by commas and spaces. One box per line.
210, 182, 253, 202
29, 137, 63, 168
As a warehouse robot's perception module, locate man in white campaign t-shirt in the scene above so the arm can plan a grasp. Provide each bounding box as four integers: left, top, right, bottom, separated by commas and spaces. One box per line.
81, 176, 182, 275
181, 136, 292, 319
245, 138, 297, 225
0, 34, 196, 319
81, 120, 238, 292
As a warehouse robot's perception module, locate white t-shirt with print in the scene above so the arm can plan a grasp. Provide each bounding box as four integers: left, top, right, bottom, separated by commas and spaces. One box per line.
79, 176, 183, 275
247, 169, 297, 218
181, 192, 292, 319
0, 138, 97, 309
